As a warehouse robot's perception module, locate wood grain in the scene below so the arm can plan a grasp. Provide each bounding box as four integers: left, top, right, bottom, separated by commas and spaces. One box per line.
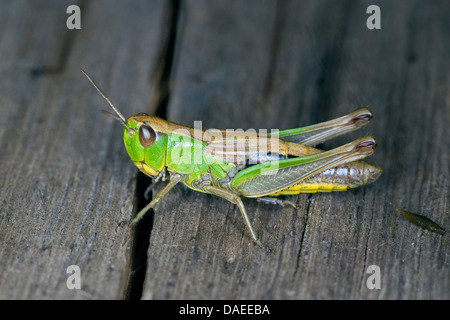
0, 0, 447, 300
0, 0, 169, 299
141, 0, 449, 299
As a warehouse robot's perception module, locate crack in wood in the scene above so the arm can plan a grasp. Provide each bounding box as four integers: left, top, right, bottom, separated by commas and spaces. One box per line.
126, 0, 181, 300
293, 194, 311, 277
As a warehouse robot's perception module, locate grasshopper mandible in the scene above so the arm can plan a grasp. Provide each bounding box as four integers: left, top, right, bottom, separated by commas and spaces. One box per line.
82, 70, 381, 247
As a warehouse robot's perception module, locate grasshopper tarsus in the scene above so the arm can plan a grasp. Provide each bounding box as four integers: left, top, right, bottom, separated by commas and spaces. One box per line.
253, 239, 272, 253
254, 239, 264, 248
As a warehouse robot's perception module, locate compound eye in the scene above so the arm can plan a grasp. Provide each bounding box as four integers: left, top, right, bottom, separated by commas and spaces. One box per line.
139, 124, 156, 148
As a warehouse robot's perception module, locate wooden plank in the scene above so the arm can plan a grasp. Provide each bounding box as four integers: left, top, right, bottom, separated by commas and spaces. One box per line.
0, 0, 169, 299
1, 0, 447, 301
307, 0, 449, 299
141, 0, 448, 299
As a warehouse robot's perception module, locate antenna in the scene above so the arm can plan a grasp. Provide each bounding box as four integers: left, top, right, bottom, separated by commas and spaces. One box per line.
81, 70, 133, 134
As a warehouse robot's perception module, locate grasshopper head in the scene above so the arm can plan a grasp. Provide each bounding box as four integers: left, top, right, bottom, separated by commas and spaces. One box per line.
81, 70, 168, 178
124, 114, 169, 177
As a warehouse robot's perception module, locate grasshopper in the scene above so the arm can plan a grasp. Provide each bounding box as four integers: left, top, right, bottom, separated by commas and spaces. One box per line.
82, 70, 381, 247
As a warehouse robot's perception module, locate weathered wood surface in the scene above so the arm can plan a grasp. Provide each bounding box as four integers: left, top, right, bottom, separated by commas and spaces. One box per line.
0, 0, 448, 300
0, 0, 170, 299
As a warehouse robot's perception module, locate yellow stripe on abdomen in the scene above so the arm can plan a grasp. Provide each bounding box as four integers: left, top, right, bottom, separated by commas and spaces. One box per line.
269, 183, 348, 196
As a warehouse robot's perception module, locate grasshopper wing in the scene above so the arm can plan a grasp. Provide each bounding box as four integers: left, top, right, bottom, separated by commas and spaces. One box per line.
203, 130, 287, 165
271, 108, 372, 146
231, 136, 377, 197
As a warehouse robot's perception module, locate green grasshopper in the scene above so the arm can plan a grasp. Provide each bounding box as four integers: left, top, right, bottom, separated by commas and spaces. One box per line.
82, 70, 381, 247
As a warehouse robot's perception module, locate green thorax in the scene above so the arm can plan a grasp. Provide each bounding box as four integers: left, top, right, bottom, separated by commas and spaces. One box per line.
166, 132, 234, 185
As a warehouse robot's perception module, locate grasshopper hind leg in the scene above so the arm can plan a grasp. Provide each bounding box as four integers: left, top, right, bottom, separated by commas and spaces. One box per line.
256, 197, 298, 209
